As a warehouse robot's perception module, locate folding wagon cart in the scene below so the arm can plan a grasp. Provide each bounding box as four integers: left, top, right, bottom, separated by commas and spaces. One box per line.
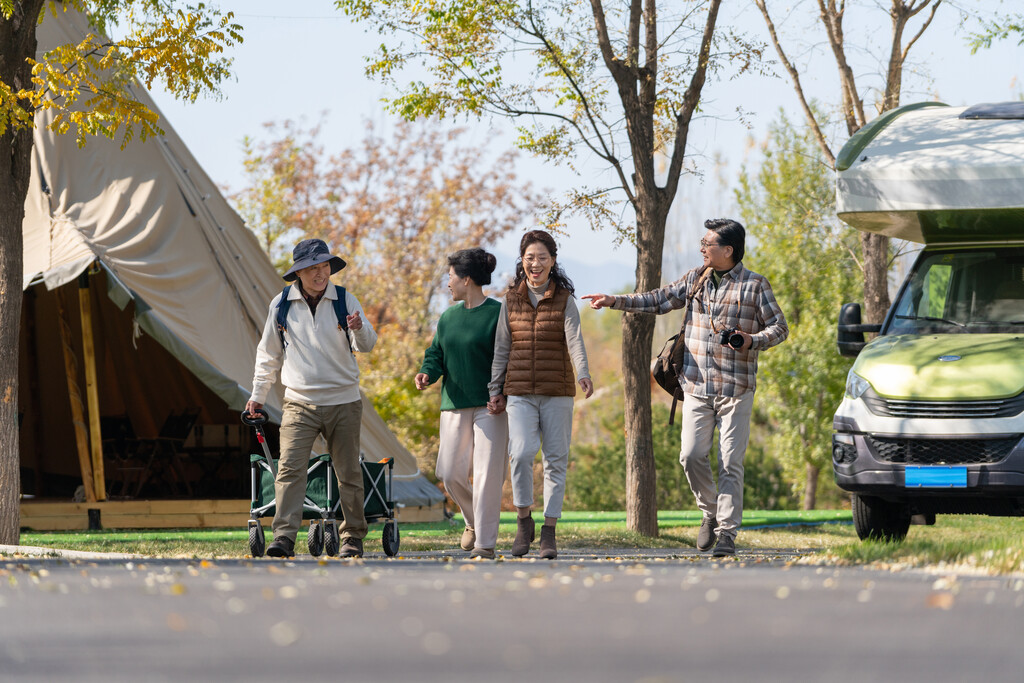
241, 409, 400, 557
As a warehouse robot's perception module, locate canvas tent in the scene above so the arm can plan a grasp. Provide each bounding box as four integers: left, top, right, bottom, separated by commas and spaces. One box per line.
19, 7, 444, 514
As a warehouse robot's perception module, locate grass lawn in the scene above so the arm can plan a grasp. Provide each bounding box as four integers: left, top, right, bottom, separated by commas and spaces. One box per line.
12, 511, 1024, 575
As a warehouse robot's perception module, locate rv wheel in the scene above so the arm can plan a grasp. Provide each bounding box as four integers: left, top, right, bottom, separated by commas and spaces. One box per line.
852, 494, 910, 542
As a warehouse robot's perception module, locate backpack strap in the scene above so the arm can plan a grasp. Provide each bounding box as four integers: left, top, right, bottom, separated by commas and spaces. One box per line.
276, 286, 293, 346
275, 284, 351, 350
332, 285, 352, 351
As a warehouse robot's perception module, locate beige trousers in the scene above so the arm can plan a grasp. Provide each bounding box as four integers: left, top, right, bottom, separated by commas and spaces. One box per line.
679, 391, 755, 540
274, 398, 366, 542
436, 407, 508, 550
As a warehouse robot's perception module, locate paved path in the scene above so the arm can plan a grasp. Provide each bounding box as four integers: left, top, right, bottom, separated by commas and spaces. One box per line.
2, 547, 1022, 682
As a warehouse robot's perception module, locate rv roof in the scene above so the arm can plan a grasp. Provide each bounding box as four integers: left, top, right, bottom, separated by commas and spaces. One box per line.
836, 102, 1024, 244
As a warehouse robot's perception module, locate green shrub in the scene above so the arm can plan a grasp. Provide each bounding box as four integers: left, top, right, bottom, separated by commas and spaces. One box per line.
567, 403, 797, 511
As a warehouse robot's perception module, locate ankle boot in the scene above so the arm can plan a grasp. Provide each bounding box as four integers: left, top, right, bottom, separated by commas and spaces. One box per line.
511, 516, 535, 557
539, 524, 557, 559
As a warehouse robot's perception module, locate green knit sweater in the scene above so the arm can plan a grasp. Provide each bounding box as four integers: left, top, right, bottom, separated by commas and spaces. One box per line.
419, 298, 502, 410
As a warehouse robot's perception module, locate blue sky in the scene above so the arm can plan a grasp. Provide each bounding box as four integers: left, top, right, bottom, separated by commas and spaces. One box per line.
146, 1, 1021, 292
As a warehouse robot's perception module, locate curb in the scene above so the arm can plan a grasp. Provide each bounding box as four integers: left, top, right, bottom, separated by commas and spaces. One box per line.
0, 544, 144, 560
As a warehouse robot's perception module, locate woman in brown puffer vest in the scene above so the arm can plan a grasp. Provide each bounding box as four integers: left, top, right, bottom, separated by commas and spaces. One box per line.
487, 230, 594, 559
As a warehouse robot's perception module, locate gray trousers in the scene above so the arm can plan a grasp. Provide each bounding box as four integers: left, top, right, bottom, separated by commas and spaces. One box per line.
507, 394, 574, 519
274, 399, 367, 542
679, 391, 755, 540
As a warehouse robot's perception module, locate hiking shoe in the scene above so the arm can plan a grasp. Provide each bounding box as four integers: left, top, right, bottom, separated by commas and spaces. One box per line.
340, 536, 364, 558
712, 535, 736, 557
696, 515, 717, 552
266, 536, 295, 558
470, 547, 495, 559
539, 524, 557, 559
460, 526, 476, 551
511, 516, 535, 557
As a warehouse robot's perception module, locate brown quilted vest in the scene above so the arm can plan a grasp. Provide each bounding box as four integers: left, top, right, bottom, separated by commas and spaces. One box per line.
503, 280, 576, 397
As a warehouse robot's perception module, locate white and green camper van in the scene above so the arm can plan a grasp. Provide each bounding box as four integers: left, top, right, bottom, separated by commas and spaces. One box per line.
832, 101, 1024, 542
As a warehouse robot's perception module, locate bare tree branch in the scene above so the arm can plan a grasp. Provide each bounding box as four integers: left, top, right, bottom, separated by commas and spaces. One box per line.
663, 0, 722, 201
754, 0, 837, 167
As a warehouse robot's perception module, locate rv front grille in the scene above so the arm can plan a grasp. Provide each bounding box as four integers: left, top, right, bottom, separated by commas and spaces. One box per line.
866, 435, 1022, 465
864, 392, 1024, 419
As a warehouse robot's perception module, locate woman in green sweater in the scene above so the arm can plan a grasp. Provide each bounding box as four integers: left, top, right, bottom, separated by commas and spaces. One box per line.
415, 248, 507, 559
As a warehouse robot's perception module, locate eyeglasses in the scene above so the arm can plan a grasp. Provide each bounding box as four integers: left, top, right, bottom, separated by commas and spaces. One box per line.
699, 238, 723, 249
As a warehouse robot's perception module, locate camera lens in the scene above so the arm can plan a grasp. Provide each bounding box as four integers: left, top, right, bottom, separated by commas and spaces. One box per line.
728, 332, 743, 349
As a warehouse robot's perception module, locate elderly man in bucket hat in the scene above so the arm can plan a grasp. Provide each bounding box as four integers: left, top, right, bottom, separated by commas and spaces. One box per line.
246, 238, 377, 558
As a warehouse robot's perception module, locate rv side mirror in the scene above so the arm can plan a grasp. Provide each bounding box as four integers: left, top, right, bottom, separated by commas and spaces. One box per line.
837, 303, 882, 357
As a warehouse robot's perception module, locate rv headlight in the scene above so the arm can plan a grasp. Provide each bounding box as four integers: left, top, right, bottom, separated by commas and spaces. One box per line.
845, 370, 871, 400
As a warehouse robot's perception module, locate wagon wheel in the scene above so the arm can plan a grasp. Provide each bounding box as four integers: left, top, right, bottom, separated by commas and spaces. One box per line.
382, 520, 400, 557
324, 521, 340, 557
307, 521, 324, 557
248, 522, 266, 558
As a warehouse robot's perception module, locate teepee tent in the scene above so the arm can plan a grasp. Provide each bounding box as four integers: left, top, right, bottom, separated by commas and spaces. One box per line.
19, 7, 443, 515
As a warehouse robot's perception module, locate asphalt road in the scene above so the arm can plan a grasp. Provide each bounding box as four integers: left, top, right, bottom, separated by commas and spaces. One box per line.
2, 547, 1022, 682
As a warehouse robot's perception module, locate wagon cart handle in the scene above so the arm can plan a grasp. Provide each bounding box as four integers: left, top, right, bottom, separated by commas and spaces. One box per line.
240, 408, 269, 426
240, 408, 277, 477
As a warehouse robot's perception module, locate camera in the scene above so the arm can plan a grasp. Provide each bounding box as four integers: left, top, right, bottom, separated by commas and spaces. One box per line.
719, 328, 744, 349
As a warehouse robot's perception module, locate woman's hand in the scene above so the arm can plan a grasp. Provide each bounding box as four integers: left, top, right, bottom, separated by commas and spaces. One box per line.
414, 373, 430, 390
487, 394, 507, 415
580, 293, 614, 309
579, 377, 594, 398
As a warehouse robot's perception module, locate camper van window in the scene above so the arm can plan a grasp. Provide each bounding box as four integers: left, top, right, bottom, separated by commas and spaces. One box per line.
888, 247, 1024, 335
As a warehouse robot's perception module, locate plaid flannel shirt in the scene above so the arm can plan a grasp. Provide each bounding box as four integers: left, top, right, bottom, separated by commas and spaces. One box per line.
612, 262, 788, 398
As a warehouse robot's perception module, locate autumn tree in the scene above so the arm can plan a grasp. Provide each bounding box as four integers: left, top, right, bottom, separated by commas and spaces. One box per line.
736, 109, 859, 509
0, 0, 240, 544
336, 0, 760, 536
232, 118, 540, 471
752, 0, 953, 327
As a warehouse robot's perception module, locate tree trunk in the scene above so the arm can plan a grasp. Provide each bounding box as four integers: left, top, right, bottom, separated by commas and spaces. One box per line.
860, 232, 891, 325
0, 0, 46, 545
803, 462, 819, 511
622, 194, 669, 537
622, 311, 658, 536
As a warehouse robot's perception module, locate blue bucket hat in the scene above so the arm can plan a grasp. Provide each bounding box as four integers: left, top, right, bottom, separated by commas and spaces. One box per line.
282, 238, 346, 282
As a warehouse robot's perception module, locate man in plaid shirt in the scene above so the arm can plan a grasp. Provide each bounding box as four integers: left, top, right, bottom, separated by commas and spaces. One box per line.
583, 218, 788, 557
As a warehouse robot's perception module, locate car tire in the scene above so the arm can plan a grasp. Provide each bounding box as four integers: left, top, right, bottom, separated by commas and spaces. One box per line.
852, 493, 911, 542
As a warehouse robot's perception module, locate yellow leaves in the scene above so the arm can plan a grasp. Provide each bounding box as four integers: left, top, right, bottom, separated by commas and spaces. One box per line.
0, 79, 34, 136
0, 3, 239, 147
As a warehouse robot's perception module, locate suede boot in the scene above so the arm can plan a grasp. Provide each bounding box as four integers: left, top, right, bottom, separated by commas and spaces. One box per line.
539, 524, 557, 559
511, 515, 535, 557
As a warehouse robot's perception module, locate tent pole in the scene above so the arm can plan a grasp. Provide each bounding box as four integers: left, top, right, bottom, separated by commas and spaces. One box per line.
79, 269, 107, 501
55, 288, 97, 503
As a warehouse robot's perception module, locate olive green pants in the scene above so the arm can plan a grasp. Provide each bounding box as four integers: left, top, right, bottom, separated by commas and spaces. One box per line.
273, 398, 367, 542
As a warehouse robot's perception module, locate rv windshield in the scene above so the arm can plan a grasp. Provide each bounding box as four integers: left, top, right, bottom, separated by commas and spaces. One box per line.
886, 246, 1024, 335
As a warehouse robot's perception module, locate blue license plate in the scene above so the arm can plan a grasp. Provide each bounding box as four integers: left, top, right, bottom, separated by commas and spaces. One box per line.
904, 466, 967, 488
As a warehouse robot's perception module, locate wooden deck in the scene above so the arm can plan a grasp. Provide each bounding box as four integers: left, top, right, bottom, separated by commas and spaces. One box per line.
20, 499, 446, 531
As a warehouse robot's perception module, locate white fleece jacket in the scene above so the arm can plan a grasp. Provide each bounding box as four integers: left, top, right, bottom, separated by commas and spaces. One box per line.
249, 285, 377, 407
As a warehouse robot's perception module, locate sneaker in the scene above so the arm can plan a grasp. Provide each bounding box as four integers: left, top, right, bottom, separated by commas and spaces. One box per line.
510, 516, 535, 557
340, 536, 364, 558
266, 536, 295, 558
712, 535, 736, 557
470, 547, 495, 559
539, 524, 557, 559
696, 515, 717, 552
460, 526, 476, 551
